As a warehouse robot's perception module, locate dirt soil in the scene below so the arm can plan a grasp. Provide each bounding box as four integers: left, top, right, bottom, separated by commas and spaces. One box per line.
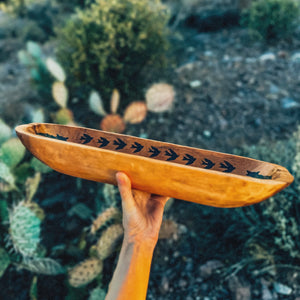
0, 22, 300, 300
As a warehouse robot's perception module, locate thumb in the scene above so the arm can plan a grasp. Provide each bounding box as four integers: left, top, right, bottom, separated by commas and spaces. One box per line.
116, 172, 136, 212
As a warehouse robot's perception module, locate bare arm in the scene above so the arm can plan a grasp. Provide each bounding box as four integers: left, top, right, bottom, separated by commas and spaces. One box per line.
105, 172, 169, 300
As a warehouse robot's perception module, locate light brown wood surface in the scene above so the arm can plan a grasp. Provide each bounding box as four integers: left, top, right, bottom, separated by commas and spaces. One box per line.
15, 123, 294, 208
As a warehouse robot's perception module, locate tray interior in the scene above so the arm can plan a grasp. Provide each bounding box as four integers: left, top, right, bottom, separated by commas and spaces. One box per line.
28, 123, 281, 180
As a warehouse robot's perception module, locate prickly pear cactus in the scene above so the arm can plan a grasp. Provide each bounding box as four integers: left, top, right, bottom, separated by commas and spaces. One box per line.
0, 248, 10, 277
90, 207, 121, 235
68, 258, 103, 288
0, 118, 11, 144
96, 224, 123, 260
20, 257, 65, 275
89, 287, 106, 300
9, 201, 44, 257
0, 138, 26, 168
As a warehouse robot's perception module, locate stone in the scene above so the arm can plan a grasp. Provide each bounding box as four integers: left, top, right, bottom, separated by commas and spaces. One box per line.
277, 51, 288, 59
160, 276, 169, 293
281, 97, 299, 109
189, 80, 202, 88
228, 276, 251, 300
261, 284, 274, 300
269, 84, 280, 94
291, 52, 300, 62
273, 282, 292, 295
199, 260, 224, 278
203, 130, 212, 138
259, 53, 276, 62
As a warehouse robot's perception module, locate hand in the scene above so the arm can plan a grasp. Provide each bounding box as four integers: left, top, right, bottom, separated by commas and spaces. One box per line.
116, 172, 170, 245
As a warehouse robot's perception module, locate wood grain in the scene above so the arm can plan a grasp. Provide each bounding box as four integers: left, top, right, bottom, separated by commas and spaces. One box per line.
15, 123, 294, 208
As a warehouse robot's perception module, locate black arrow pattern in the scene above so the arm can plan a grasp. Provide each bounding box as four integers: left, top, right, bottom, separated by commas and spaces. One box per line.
246, 171, 272, 180
165, 149, 179, 161
37, 132, 69, 141
131, 142, 144, 153
148, 146, 161, 158
183, 154, 196, 165
113, 138, 127, 150
45, 132, 247, 175
97, 137, 110, 148
80, 134, 93, 144
202, 158, 215, 169
220, 161, 236, 173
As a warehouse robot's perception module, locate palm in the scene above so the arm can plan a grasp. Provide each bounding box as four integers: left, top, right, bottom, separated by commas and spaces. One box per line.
116, 173, 169, 244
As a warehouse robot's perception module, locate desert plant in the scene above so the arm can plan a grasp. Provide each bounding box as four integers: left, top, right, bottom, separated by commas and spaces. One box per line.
228, 127, 300, 276
55, 0, 170, 102
241, 0, 300, 41
0, 118, 61, 280
0, 173, 64, 278
68, 258, 103, 288
0, 118, 51, 192
9, 200, 44, 257
89, 83, 175, 133
18, 41, 53, 97
48, 62, 77, 125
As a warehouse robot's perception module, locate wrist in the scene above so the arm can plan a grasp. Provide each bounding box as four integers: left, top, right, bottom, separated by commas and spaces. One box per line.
123, 235, 157, 252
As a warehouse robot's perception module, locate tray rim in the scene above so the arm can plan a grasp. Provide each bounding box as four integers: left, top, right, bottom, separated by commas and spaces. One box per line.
15, 123, 294, 186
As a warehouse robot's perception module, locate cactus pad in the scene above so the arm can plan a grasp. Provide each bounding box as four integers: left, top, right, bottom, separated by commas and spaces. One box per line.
90, 207, 121, 235
96, 224, 123, 260
68, 258, 103, 288
9, 201, 43, 257
0, 248, 10, 277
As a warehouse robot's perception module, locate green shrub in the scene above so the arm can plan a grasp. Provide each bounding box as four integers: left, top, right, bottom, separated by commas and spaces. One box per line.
241, 0, 300, 41
55, 0, 170, 104
232, 127, 300, 264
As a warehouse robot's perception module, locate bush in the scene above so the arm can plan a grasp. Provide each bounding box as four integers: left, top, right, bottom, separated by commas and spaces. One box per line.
55, 0, 170, 105
241, 0, 300, 41
231, 127, 300, 266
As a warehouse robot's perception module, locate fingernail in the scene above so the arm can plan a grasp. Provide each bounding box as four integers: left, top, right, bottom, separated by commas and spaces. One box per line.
116, 172, 123, 184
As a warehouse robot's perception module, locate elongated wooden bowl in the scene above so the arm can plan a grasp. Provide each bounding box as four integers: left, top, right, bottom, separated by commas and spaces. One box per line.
15, 123, 293, 208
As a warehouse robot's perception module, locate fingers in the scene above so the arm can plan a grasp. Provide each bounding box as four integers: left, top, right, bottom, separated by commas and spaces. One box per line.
151, 194, 170, 207
116, 172, 136, 212
116, 172, 169, 210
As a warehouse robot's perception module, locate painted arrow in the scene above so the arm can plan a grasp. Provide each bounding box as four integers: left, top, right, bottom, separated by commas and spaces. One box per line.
202, 158, 215, 169
80, 134, 93, 144
37, 132, 68, 141
165, 149, 179, 161
56, 134, 69, 141
220, 160, 236, 173
113, 138, 127, 150
183, 154, 196, 165
246, 171, 272, 180
148, 146, 161, 158
97, 137, 110, 148
131, 142, 144, 153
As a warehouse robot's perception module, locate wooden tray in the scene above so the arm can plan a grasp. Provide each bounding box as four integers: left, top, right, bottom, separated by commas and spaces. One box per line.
15, 123, 294, 208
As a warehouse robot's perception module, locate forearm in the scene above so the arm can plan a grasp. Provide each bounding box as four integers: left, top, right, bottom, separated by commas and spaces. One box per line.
106, 238, 156, 300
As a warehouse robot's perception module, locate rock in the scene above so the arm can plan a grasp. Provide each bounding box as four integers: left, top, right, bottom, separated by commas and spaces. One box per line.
245, 57, 257, 63
281, 97, 300, 109
259, 53, 276, 62
291, 52, 300, 62
179, 279, 188, 288
277, 51, 288, 59
189, 80, 202, 88
273, 282, 292, 295
261, 284, 274, 300
269, 84, 280, 94
199, 260, 224, 279
160, 276, 169, 293
204, 50, 214, 57
203, 130, 212, 138
228, 276, 251, 300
